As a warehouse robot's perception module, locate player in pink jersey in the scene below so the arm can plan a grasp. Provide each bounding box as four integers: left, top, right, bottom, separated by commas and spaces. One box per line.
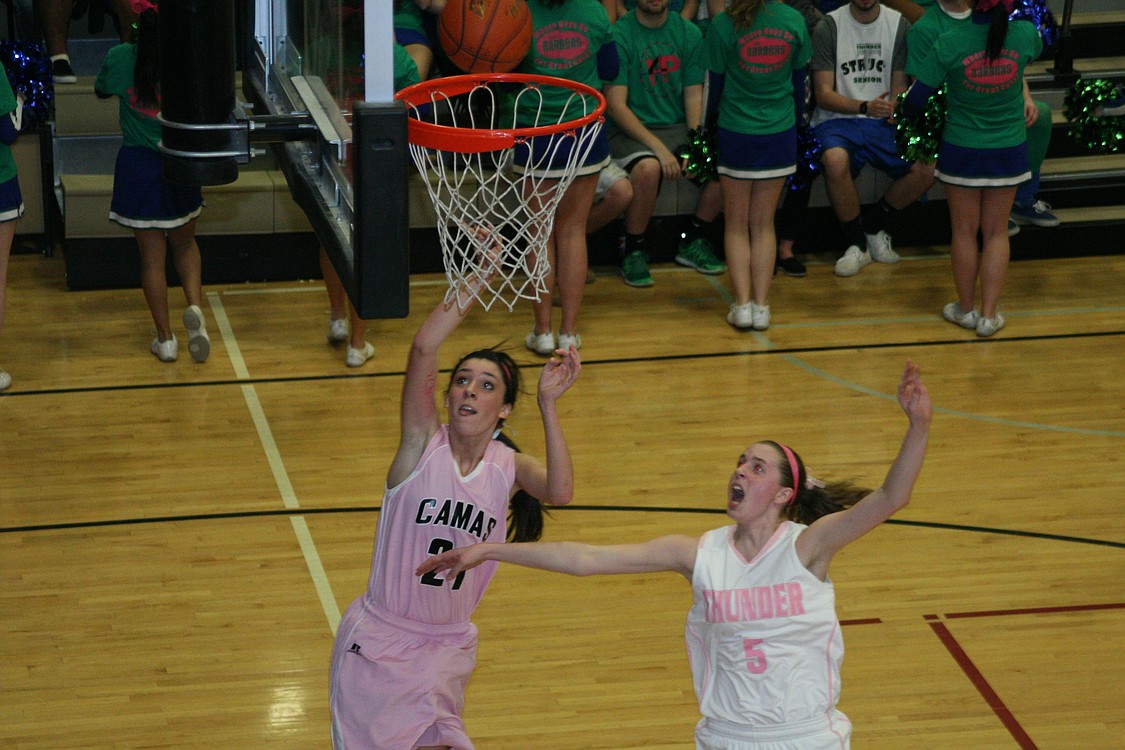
419, 360, 931, 749
329, 272, 582, 750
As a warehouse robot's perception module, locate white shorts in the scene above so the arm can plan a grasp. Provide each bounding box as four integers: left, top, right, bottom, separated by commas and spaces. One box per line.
594, 161, 629, 201
695, 713, 852, 750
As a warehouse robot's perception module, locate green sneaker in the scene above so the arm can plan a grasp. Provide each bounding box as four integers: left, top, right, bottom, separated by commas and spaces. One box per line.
620, 250, 654, 287
675, 238, 726, 275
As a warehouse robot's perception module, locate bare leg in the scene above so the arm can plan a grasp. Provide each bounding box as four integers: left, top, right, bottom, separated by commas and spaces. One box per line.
166, 220, 203, 309
38, 0, 73, 57
884, 160, 936, 210
319, 246, 349, 322
821, 147, 860, 222
0, 220, 12, 338
553, 174, 597, 337
135, 229, 173, 340
720, 176, 751, 307
585, 177, 632, 235
978, 186, 1017, 319
747, 178, 785, 307
622, 158, 659, 237
943, 184, 982, 314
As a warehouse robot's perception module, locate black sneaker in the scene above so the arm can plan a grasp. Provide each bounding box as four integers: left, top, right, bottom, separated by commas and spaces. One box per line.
774, 255, 806, 277
52, 58, 77, 84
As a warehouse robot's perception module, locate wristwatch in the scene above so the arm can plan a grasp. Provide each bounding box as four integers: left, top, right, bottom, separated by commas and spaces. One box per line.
859, 100, 868, 116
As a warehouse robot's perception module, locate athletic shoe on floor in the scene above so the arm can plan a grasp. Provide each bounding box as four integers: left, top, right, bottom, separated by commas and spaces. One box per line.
942, 302, 979, 330
976, 313, 1005, 338
727, 302, 754, 330
1010, 200, 1059, 227
327, 318, 348, 343
834, 245, 872, 277
346, 341, 375, 367
0, 369, 10, 391
774, 256, 806, 277
750, 302, 770, 331
1008, 218, 1020, 236
51, 56, 77, 84
675, 238, 726, 274
866, 230, 900, 263
183, 305, 210, 363
525, 330, 556, 355
557, 332, 582, 351
151, 335, 178, 362
620, 250, 654, 287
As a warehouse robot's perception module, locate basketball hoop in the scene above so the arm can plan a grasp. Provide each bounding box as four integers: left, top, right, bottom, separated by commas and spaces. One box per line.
395, 73, 607, 312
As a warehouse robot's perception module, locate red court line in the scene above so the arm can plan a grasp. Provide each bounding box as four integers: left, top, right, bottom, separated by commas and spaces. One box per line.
928, 620, 1038, 750
943, 601, 1125, 619
840, 617, 882, 626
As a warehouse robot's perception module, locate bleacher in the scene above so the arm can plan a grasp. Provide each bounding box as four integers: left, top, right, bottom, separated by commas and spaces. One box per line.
9, 0, 1125, 286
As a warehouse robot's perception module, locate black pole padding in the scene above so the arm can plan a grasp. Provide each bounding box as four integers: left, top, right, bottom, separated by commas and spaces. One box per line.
158, 0, 239, 186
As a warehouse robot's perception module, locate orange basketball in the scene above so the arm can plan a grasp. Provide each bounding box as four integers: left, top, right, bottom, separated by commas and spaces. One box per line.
438, 0, 533, 74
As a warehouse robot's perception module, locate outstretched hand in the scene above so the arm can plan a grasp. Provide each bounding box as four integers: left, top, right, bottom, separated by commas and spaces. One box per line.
538, 346, 581, 404
897, 360, 932, 428
415, 544, 488, 580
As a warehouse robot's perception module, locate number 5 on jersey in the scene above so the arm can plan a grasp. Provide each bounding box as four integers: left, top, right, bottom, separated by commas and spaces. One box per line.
743, 638, 767, 674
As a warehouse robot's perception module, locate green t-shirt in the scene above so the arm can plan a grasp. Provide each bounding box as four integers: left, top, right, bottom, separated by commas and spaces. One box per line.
517, 0, 614, 123
905, 3, 969, 77
914, 19, 1041, 148
610, 11, 705, 127
706, 2, 811, 135
95, 43, 162, 150
0, 71, 17, 183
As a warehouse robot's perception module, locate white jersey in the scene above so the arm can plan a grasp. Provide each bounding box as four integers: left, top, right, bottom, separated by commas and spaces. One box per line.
686, 522, 846, 729
810, 4, 908, 127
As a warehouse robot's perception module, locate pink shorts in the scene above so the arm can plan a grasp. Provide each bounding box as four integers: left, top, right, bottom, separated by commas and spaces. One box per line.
330, 598, 479, 750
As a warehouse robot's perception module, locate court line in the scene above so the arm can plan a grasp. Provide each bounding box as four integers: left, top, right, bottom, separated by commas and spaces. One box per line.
927, 618, 1039, 749
5, 505, 1122, 549
208, 292, 341, 634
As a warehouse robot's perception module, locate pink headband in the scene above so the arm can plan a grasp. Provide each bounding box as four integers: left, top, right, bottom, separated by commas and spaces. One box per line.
778, 444, 800, 506
132, 0, 158, 14
977, 0, 1014, 13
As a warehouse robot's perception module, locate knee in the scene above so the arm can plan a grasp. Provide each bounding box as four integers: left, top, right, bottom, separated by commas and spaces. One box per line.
821, 149, 851, 180
629, 158, 661, 196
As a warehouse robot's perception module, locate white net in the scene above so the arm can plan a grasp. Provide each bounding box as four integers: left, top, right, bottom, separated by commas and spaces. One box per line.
399, 75, 605, 311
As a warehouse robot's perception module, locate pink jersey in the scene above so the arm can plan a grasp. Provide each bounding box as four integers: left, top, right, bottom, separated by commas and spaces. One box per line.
686, 522, 849, 740
366, 425, 516, 624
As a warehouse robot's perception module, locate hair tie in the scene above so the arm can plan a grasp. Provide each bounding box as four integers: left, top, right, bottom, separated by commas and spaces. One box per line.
778, 444, 801, 506
805, 475, 826, 490
132, 0, 158, 14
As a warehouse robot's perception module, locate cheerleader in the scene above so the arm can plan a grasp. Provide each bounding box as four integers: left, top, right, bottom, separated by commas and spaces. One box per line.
0, 72, 23, 391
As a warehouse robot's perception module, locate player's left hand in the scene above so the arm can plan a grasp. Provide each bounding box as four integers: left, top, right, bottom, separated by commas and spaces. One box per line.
538, 346, 581, 404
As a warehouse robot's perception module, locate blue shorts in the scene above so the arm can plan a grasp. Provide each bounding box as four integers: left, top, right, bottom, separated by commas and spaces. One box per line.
395, 27, 432, 49
936, 141, 1030, 188
512, 123, 610, 179
0, 175, 24, 222
109, 146, 203, 229
814, 117, 912, 179
717, 127, 796, 180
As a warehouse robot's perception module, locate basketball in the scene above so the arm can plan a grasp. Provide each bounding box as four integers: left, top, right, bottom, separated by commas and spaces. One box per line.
438, 0, 533, 74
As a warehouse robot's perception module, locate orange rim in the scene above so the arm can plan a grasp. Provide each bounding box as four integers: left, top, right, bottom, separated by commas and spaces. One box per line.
395, 73, 607, 154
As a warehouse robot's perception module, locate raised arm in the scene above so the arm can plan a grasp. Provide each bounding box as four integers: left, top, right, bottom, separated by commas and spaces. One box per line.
797, 361, 932, 577
513, 346, 582, 506
416, 534, 699, 581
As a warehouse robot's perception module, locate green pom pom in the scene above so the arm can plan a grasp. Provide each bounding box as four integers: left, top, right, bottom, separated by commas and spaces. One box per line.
1064, 78, 1124, 154
894, 87, 946, 164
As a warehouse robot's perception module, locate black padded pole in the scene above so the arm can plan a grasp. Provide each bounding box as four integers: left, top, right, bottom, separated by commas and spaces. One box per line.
159, 0, 239, 185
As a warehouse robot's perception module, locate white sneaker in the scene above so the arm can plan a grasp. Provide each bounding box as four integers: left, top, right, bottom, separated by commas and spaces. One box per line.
346, 341, 375, 367
557, 332, 582, 351
942, 302, 979, 330
0, 369, 10, 391
151, 335, 178, 362
750, 302, 771, 331
727, 302, 754, 330
525, 330, 556, 355
866, 231, 900, 264
834, 245, 872, 277
182, 305, 210, 363
327, 318, 349, 343
976, 313, 1005, 338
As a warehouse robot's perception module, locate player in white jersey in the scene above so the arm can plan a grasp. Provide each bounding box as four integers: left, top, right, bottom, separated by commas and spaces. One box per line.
329, 265, 583, 750
419, 361, 932, 749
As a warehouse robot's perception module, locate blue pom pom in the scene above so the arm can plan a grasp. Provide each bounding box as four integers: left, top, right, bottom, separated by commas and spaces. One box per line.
0, 40, 55, 130
1009, 0, 1060, 50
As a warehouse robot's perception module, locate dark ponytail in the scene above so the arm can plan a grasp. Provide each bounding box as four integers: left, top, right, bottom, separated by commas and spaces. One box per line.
985, 4, 1008, 62
493, 432, 550, 542
764, 441, 870, 526
134, 8, 160, 109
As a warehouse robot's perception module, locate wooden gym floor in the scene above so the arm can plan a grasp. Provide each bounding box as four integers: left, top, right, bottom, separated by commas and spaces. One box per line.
1, 245, 1123, 749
